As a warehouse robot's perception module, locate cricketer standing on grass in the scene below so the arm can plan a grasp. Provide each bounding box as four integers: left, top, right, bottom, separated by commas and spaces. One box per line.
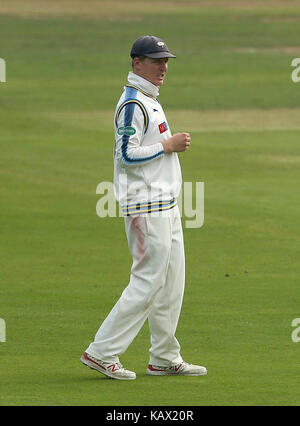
81, 36, 207, 380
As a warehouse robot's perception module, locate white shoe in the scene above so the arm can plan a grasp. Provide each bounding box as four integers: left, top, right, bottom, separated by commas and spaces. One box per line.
147, 361, 207, 376
81, 352, 136, 380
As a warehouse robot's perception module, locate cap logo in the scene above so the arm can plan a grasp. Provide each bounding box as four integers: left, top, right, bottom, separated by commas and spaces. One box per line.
157, 41, 165, 47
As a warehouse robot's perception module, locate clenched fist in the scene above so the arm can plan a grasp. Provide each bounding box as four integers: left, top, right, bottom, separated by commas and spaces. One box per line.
162, 133, 191, 153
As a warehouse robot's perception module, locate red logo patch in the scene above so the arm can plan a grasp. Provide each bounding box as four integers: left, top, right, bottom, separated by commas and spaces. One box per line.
158, 121, 168, 134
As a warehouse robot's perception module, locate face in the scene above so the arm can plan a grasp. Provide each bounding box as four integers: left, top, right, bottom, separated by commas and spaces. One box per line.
133, 57, 169, 87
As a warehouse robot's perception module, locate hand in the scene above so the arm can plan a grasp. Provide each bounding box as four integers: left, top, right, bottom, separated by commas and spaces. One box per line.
162, 133, 191, 153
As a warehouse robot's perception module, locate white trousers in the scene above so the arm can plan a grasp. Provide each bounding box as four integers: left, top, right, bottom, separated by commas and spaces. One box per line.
86, 205, 185, 366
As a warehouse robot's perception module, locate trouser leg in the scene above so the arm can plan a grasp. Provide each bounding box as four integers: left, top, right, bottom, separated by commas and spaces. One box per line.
86, 213, 172, 363
148, 206, 185, 366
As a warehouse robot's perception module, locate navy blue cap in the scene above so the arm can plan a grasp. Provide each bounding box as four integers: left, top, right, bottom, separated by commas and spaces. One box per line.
130, 35, 176, 59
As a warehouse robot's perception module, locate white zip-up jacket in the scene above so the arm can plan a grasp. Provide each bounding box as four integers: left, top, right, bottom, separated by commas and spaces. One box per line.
113, 71, 182, 215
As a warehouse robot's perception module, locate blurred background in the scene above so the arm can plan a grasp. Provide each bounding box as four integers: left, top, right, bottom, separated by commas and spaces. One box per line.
0, 0, 300, 406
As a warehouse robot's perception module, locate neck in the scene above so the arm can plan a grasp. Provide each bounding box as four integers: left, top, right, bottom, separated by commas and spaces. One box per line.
127, 71, 159, 99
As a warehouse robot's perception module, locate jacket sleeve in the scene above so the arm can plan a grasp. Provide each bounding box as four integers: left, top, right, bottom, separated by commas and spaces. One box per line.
115, 100, 165, 166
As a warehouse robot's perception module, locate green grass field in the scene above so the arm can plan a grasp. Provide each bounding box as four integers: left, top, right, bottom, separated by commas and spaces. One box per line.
1, 0, 300, 406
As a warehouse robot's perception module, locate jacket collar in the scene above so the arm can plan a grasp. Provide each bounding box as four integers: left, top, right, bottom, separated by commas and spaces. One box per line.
127, 71, 159, 99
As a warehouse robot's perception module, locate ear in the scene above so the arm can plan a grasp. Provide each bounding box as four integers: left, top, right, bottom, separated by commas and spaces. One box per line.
133, 57, 141, 70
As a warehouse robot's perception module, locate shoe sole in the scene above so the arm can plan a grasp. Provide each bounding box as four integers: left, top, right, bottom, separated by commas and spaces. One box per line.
80, 355, 136, 381
147, 369, 207, 376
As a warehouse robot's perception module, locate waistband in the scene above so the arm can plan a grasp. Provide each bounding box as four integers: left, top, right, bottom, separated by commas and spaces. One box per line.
121, 198, 177, 216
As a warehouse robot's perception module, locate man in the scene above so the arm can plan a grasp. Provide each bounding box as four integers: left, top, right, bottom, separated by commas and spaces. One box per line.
81, 35, 207, 380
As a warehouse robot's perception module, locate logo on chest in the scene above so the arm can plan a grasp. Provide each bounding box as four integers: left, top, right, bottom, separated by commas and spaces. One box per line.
158, 121, 168, 134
